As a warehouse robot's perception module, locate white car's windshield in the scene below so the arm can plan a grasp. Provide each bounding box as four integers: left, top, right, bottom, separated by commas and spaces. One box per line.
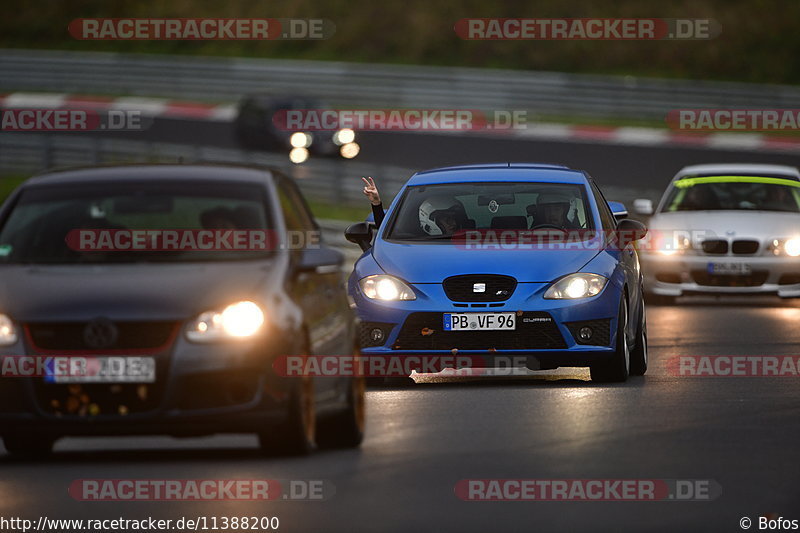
384, 182, 594, 242
663, 176, 800, 213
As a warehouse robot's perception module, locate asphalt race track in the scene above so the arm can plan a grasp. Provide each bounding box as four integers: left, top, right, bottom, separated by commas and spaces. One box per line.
2, 297, 799, 532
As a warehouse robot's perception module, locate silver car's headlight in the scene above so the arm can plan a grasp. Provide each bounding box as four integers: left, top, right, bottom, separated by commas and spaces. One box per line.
359, 275, 416, 301
185, 301, 265, 342
544, 273, 608, 299
0, 314, 18, 346
769, 238, 800, 257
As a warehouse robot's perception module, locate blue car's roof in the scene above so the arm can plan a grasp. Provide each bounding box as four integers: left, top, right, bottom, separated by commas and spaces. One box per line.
407, 163, 587, 186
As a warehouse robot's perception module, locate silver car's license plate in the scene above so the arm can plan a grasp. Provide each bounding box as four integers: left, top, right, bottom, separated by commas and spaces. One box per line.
443, 313, 516, 331
707, 262, 752, 275
46, 356, 156, 384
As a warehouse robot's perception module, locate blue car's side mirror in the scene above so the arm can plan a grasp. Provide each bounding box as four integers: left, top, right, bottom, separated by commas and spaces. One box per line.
608, 201, 628, 221
345, 222, 374, 252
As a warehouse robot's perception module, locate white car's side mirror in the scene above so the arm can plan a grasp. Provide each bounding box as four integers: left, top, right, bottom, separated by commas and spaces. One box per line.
633, 199, 654, 216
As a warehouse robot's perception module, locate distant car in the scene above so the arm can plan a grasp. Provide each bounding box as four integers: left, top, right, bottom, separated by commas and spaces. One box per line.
234, 95, 359, 163
635, 163, 800, 304
0, 163, 364, 456
344, 163, 648, 383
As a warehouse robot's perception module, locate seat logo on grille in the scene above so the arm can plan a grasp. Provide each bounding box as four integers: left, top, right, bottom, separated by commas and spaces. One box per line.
83, 318, 119, 350
473, 283, 486, 293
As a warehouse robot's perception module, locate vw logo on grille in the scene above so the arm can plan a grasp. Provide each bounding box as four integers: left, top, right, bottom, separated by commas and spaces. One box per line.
83, 318, 119, 349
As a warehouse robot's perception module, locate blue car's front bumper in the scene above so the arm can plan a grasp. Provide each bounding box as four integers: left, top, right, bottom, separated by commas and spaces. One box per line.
351, 279, 622, 369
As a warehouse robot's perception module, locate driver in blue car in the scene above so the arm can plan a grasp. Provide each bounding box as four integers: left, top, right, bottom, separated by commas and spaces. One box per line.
532, 192, 581, 230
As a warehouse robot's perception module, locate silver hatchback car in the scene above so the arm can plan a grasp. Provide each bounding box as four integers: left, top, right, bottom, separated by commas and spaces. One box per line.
635, 163, 800, 303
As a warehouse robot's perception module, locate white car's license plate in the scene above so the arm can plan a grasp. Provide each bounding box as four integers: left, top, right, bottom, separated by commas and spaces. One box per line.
707, 262, 752, 275
443, 313, 516, 331
46, 356, 156, 384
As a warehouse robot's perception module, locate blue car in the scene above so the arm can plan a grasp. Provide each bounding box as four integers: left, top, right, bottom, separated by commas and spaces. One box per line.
345, 163, 648, 382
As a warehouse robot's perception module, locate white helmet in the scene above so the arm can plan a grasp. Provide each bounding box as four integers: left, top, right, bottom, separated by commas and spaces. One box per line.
537, 192, 576, 222
419, 196, 461, 235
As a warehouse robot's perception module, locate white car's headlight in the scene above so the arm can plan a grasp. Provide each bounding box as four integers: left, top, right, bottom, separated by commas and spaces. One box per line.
783, 238, 800, 257
0, 314, 18, 346
769, 238, 800, 257
186, 301, 265, 342
359, 275, 416, 301
544, 273, 608, 299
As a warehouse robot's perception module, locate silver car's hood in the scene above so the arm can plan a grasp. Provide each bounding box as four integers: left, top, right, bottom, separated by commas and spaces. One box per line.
649, 210, 800, 240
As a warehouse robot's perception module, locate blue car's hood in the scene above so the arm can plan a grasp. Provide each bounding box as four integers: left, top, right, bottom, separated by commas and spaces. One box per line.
372, 241, 600, 283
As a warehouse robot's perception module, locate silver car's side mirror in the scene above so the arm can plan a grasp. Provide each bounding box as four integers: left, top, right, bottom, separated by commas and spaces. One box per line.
633, 199, 654, 216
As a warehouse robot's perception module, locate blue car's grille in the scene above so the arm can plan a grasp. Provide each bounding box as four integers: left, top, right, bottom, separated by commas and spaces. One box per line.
392, 312, 566, 350
442, 274, 517, 302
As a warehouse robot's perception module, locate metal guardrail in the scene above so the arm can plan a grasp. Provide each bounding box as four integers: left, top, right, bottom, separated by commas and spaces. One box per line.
3, 49, 800, 120
0, 133, 414, 207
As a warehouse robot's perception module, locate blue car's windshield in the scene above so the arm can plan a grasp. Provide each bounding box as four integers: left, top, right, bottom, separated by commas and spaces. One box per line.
0, 181, 274, 264
384, 181, 594, 242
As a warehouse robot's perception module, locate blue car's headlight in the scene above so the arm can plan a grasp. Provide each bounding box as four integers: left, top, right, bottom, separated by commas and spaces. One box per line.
544, 273, 607, 299
0, 314, 18, 346
359, 275, 416, 301
185, 301, 265, 342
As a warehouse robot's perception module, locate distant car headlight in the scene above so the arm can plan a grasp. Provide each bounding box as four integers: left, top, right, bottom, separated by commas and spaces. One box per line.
544, 273, 608, 299
290, 132, 313, 148
333, 128, 355, 145
768, 238, 800, 257
359, 275, 416, 301
340, 142, 360, 159
289, 147, 310, 164
0, 314, 18, 346
186, 301, 265, 342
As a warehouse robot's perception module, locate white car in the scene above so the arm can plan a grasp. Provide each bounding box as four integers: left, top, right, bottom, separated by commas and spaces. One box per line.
635, 163, 800, 303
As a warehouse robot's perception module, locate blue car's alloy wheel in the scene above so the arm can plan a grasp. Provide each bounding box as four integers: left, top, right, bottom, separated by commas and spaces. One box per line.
590, 298, 630, 383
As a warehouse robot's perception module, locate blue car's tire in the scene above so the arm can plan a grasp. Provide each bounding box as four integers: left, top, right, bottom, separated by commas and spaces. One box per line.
590, 298, 630, 383
630, 300, 648, 376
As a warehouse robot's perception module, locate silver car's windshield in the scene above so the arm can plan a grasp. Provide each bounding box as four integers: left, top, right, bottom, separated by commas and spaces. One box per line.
663, 177, 800, 213
0, 181, 274, 264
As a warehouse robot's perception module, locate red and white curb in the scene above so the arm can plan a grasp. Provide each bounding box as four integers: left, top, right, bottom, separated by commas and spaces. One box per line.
2, 92, 800, 154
